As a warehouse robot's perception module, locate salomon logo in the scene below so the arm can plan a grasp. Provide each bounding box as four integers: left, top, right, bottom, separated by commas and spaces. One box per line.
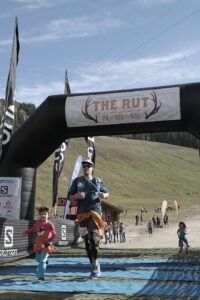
61, 225, 66, 240
4, 226, 14, 248
0, 186, 8, 194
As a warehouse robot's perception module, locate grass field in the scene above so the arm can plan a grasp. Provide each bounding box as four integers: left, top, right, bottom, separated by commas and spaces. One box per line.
35, 136, 200, 222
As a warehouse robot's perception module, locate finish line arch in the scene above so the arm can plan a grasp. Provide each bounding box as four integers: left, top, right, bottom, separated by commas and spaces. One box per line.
0, 82, 199, 219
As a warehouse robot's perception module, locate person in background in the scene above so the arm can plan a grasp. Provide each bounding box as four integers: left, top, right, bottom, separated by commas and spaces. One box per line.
104, 222, 109, 244
152, 216, 157, 229
119, 222, 126, 242
156, 216, 160, 228
177, 221, 189, 253
67, 159, 109, 278
23, 206, 56, 281
163, 214, 168, 227
135, 214, 139, 226
147, 220, 153, 236
108, 221, 113, 243
113, 221, 119, 243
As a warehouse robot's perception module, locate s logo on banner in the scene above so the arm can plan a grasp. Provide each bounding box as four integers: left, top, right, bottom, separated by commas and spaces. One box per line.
0, 186, 8, 194
4, 226, 14, 248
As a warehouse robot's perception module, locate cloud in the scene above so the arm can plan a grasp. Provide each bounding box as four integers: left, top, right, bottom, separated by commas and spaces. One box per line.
23, 17, 121, 44
0, 16, 122, 47
12, 49, 200, 106
70, 49, 200, 91
13, 0, 59, 10
136, 0, 178, 6
15, 81, 64, 106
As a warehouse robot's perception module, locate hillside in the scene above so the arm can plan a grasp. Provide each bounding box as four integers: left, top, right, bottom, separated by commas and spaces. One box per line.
36, 136, 200, 222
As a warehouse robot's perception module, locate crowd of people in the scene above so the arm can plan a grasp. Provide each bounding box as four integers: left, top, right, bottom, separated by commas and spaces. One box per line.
104, 221, 126, 244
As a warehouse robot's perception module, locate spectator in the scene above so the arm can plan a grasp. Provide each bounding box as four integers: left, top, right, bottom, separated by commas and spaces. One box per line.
135, 214, 139, 226
147, 220, 153, 236
113, 221, 119, 243
119, 222, 126, 242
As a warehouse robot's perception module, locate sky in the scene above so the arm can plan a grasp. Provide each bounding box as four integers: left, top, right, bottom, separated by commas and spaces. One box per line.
0, 0, 200, 107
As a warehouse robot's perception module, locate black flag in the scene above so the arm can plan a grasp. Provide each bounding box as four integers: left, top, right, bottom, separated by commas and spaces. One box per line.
0, 17, 20, 160
85, 136, 96, 165
52, 140, 69, 207
52, 69, 71, 207
64, 69, 71, 94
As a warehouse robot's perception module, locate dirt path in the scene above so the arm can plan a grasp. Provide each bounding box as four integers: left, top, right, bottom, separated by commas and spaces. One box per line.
101, 215, 200, 249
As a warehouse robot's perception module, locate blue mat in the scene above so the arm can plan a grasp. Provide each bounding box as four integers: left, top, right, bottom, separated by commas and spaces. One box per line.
1, 266, 200, 282
0, 277, 200, 297
22, 256, 200, 265
1, 257, 200, 297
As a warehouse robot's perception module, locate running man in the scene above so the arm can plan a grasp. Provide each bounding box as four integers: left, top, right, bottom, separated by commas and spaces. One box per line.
67, 159, 109, 278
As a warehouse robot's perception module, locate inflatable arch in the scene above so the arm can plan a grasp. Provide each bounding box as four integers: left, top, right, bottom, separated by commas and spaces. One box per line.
0, 82, 199, 220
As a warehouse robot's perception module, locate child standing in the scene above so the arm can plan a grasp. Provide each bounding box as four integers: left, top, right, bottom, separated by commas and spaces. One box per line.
23, 206, 56, 280
177, 221, 189, 253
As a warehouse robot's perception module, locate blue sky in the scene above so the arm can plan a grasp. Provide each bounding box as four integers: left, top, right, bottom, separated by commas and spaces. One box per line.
0, 0, 200, 107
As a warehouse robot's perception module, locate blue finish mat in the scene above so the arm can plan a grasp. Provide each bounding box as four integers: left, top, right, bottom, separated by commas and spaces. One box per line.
1, 257, 200, 297
0, 277, 200, 297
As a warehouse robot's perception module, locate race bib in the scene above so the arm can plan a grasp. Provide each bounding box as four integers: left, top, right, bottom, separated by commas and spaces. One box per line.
79, 227, 88, 237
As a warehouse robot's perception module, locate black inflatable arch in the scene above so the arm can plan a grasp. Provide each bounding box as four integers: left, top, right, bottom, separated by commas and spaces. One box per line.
0, 82, 199, 219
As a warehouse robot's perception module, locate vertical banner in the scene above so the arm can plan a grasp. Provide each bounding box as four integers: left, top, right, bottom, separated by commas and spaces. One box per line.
63, 155, 82, 219
52, 140, 69, 207
173, 199, 179, 218
161, 200, 168, 222
0, 177, 22, 219
52, 69, 71, 207
85, 136, 96, 165
0, 17, 20, 161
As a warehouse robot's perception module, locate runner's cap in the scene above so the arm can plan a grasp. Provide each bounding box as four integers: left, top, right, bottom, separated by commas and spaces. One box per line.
82, 159, 94, 166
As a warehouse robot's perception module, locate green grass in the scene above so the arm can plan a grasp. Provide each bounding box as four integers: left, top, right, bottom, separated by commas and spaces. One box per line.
36, 136, 200, 221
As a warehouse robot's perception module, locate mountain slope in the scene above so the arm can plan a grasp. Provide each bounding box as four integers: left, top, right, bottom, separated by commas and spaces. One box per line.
36, 136, 200, 221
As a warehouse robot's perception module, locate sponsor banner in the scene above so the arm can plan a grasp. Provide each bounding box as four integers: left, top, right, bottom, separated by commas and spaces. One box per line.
85, 136, 96, 164
52, 140, 69, 207
0, 225, 18, 259
0, 218, 77, 263
65, 87, 180, 127
0, 177, 22, 219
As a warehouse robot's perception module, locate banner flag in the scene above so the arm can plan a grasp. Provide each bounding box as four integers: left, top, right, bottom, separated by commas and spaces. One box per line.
85, 136, 96, 165
161, 199, 168, 222
0, 17, 20, 160
52, 69, 71, 207
52, 140, 69, 207
173, 199, 179, 217
64, 69, 71, 94
63, 154, 82, 219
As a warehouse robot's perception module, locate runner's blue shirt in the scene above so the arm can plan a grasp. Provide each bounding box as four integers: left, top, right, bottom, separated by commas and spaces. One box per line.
67, 176, 109, 214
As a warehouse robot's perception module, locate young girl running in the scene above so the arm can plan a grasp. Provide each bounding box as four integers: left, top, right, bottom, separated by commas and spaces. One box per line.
177, 221, 189, 253
23, 206, 56, 280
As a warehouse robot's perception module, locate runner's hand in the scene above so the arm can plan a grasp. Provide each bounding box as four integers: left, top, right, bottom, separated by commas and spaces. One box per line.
98, 192, 105, 199
77, 192, 86, 199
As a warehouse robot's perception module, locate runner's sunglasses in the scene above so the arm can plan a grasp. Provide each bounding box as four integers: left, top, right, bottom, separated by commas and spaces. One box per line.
83, 164, 92, 168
